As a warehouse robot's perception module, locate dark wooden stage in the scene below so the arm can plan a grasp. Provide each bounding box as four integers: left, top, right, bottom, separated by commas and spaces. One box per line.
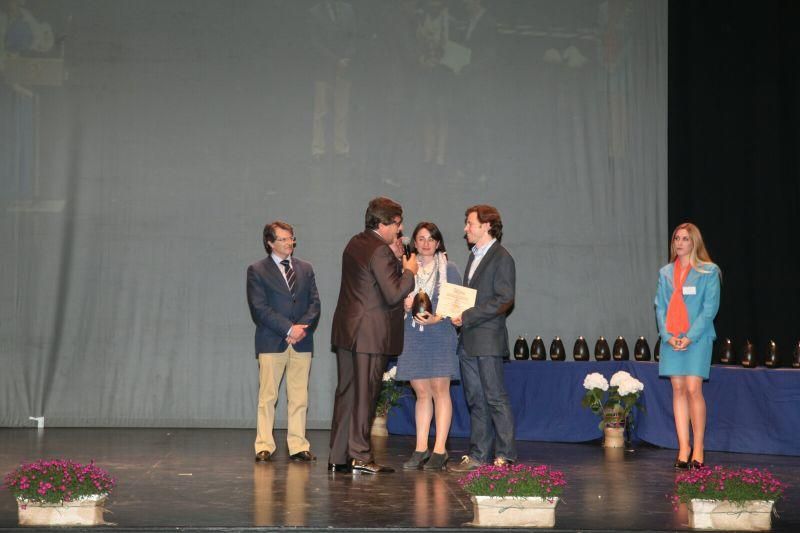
1, 428, 798, 532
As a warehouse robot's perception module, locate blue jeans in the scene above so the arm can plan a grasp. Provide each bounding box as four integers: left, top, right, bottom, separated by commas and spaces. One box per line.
458, 346, 517, 462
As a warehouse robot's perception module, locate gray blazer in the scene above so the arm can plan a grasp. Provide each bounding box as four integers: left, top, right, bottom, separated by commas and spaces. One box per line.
460, 241, 515, 357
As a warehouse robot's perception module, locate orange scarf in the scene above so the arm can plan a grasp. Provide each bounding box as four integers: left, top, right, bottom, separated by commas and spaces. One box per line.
665, 259, 691, 336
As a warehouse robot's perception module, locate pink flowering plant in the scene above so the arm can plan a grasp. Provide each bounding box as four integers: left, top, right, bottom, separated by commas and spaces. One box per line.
672, 466, 786, 507
458, 464, 567, 500
3, 459, 115, 504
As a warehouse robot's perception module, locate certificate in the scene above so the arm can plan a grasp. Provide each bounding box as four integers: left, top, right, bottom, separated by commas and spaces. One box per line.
436, 282, 477, 318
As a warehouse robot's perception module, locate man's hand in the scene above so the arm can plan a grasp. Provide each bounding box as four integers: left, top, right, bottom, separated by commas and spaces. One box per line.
450, 314, 462, 327
403, 253, 419, 275
404, 293, 414, 312
287, 324, 308, 345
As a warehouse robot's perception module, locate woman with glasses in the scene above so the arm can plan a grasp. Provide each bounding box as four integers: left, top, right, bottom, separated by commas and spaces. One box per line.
395, 221, 461, 470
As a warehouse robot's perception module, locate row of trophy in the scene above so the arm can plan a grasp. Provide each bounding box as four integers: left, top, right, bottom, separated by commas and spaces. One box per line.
511, 336, 800, 368
511, 336, 654, 362
716, 339, 800, 368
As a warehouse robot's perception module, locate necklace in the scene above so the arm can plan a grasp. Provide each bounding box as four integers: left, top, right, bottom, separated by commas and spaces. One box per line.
416, 255, 439, 296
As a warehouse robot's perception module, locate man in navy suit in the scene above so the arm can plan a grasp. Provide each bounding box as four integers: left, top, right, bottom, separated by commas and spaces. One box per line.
449, 205, 516, 471
247, 221, 321, 463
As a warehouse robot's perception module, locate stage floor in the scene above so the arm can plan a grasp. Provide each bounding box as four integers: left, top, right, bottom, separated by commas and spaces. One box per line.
1, 428, 798, 532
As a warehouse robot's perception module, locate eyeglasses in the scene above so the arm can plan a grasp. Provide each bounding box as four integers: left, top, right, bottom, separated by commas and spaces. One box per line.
389, 218, 403, 226
275, 237, 296, 243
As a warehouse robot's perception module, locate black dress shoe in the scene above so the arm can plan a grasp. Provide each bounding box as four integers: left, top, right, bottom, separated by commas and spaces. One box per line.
351, 459, 395, 474
290, 451, 316, 462
673, 457, 689, 469
327, 462, 352, 473
255, 451, 271, 462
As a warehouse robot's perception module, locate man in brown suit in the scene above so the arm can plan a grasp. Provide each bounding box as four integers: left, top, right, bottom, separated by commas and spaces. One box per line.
329, 197, 418, 473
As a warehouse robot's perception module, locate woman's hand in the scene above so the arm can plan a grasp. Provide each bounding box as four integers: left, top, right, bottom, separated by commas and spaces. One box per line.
668, 336, 691, 351
675, 337, 692, 350
414, 312, 441, 325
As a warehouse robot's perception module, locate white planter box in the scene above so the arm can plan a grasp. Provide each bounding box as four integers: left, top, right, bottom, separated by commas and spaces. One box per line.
17, 495, 108, 526
689, 499, 774, 531
470, 495, 558, 527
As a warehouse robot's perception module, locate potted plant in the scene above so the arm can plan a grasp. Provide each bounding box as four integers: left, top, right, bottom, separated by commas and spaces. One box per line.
672, 466, 786, 530
371, 365, 405, 437
3, 459, 115, 526
458, 464, 567, 527
581, 370, 644, 447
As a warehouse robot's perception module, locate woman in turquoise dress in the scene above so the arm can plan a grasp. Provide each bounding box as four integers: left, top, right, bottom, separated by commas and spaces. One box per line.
654, 222, 720, 470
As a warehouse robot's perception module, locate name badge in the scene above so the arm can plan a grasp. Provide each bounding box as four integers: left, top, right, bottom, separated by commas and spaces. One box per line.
683, 286, 697, 295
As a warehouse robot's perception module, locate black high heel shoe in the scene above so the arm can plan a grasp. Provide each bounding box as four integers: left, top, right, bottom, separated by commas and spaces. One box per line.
690, 459, 706, 469
673, 457, 690, 469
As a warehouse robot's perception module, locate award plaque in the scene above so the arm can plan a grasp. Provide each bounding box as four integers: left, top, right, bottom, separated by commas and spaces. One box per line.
741, 340, 758, 368
549, 337, 566, 361
412, 290, 433, 316
633, 337, 651, 361
764, 340, 779, 368
513, 336, 530, 360
594, 337, 611, 361
530, 336, 547, 361
612, 336, 629, 361
573, 337, 590, 361
718, 338, 735, 365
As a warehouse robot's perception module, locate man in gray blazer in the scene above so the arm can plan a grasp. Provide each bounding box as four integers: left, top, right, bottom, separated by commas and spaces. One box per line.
247, 221, 321, 463
449, 205, 516, 471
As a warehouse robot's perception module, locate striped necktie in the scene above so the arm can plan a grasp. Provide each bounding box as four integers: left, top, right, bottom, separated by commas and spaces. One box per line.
281, 259, 296, 296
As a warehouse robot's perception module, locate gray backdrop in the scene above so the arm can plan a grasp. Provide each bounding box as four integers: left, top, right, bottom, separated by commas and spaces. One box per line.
1, 0, 667, 428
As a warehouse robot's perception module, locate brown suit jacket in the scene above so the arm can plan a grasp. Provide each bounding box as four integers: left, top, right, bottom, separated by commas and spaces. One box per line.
331, 230, 414, 355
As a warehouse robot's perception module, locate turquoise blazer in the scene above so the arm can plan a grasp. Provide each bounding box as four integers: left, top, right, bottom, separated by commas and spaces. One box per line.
654, 262, 721, 342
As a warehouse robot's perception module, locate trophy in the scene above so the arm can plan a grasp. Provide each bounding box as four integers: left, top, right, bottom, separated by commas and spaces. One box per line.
764, 340, 779, 368
612, 336, 630, 361
573, 337, 590, 361
718, 338, 735, 365
530, 336, 547, 360
513, 336, 530, 360
412, 290, 433, 316
594, 336, 611, 361
793, 341, 800, 369
653, 336, 661, 362
741, 340, 758, 368
549, 337, 566, 361
633, 337, 651, 361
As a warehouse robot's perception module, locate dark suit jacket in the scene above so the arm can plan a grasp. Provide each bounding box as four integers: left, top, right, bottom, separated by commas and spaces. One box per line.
246, 256, 321, 357
461, 241, 515, 357
331, 230, 414, 355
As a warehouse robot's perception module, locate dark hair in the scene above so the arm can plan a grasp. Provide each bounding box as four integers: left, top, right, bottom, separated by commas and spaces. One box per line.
262, 220, 293, 253
465, 204, 503, 242
365, 197, 403, 230
409, 221, 447, 254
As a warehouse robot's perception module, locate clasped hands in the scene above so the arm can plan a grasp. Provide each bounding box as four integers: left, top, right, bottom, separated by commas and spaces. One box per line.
668, 335, 692, 351
286, 324, 308, 345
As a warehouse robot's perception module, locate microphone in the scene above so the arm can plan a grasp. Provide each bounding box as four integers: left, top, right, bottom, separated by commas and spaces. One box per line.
401, 236, 412, 259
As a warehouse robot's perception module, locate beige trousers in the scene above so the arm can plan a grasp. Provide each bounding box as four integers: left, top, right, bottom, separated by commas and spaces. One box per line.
255, 346, 312, 455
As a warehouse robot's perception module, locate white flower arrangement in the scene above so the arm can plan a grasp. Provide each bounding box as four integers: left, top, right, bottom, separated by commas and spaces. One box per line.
582, 372, 609, 391
581, 370, 645, 429
376, 366, 404, 417
382, 366, 397, 382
